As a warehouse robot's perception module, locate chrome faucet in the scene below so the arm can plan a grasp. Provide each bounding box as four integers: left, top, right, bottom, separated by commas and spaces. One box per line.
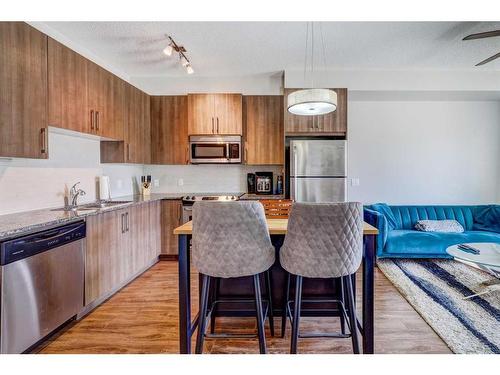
69, 182, 86, 207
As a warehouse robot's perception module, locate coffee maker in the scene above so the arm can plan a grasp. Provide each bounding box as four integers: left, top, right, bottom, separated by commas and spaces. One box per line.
255, 172, 273, 195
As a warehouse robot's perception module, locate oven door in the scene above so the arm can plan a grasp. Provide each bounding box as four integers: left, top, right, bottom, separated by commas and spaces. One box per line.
190, 137, 241, 164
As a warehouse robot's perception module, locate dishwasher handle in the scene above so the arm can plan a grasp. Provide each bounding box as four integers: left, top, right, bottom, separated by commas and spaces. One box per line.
0, 221, 86, 266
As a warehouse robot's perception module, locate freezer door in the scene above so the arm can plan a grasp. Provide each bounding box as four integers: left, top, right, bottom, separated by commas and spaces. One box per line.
290, 177, 347, 203
290, 140, 346, 177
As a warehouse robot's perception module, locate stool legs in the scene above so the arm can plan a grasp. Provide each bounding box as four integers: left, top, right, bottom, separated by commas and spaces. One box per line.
290, 275, 303, 354
264, 270, 275, 337
343, 275, 360, 354
253, 274, 267, 354
339, 277, 346, 335
210, 278, 221, 334
281, 272, 291, 337
195, 274, 211, 354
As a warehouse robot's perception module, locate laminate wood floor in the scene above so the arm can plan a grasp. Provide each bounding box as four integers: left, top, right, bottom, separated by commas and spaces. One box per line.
35, 260, 452, 354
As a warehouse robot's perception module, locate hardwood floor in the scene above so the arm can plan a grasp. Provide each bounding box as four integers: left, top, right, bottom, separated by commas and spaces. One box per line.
35, 261, 451, 354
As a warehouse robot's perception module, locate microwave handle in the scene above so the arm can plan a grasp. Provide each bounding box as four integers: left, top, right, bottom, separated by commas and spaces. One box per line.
226, 143, 230, 161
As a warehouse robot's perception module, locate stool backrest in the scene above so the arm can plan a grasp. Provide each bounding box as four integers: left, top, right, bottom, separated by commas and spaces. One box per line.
260, 199, 293, 218
192, 201, 275, 278
280, 202, 363, 278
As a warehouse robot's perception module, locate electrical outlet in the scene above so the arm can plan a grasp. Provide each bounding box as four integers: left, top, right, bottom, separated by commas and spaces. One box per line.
154, 179, 160, 187
351, 178, 360, 187
178, 178, 184, 186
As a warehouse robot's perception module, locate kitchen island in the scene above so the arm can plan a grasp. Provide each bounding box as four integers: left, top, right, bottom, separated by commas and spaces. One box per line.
173, 219, 378, 354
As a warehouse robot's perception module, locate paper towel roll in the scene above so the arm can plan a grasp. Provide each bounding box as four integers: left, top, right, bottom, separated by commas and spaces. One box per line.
99, 175, 111, 201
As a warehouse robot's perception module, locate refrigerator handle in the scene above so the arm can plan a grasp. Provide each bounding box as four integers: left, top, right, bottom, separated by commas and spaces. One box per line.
293, 145, 298, 201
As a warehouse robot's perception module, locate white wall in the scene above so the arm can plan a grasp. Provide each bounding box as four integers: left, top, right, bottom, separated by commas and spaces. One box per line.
0, 129, 144, 215
347, 101, 500, 205
144, 164, 283, 194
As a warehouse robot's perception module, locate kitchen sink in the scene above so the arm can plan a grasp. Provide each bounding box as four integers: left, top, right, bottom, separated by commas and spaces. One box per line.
52, 201, 132, 212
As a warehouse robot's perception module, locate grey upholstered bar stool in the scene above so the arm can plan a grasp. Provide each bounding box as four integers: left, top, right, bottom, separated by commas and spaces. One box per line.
192, 201, 275, 354
280, 202, 363, 354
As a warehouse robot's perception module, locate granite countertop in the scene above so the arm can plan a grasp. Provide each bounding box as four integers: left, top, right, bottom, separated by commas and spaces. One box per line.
0, 193, 183, 241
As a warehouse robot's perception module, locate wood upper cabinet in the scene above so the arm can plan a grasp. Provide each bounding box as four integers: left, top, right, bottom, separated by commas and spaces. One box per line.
87, 61, 125, 140
188, 93, 242, 135
101, 83, 150, 164
161, 200, 183, 256
151, 96, 189, 165
284, 88, 347, 135
48, 38, 89, 134
244, 95, 284, 165
0, 22, 48, 159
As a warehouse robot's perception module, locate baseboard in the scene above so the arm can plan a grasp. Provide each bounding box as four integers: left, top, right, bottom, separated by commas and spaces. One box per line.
77, 256, 159, 319
159, 254, 178, 261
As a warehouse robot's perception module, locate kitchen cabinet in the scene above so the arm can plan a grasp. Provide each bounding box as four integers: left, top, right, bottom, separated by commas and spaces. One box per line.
87, 61, 125, 140
0, 22, 48, 159
284, 88, 347, 135
85, 202, 161, 305
188, 93, 242, 135
244, 95, 284, 165
101, 84, 150, 164
161, 200, 183, 256
48, 38, 89, 134
150, 96, 189, 165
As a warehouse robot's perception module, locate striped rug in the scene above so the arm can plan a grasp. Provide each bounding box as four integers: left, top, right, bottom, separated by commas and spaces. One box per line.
378, 259, 500, 354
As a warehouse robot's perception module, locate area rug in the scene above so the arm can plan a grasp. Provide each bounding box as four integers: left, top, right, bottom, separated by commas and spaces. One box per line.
377, 259, 500, 354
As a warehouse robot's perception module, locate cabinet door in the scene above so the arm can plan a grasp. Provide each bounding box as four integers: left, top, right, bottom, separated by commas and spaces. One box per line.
0, 22, 48, 159
85, 209, 125, 304
284, 88, 347, 135
128, 202, 160, 273
151, 96, 189, 165
125, 84, 142, 163
161, 200, 182, 255
244, 96, 284, 165
87, 61, 107, 135
188, 94, 215, 135
48, 38, 90, 134
140, 90, 151, 164
214, 94, 242, 135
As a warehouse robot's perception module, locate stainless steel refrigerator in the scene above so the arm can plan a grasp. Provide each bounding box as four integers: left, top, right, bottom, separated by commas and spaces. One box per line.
289, 139, 347, 202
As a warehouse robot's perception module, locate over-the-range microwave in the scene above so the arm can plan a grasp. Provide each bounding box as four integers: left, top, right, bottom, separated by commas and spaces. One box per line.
189, 135, 242, 164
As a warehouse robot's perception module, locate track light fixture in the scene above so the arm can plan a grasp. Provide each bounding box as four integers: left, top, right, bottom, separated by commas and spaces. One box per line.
164, 35, 194, 75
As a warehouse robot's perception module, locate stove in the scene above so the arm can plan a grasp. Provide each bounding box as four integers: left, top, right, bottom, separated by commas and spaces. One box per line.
181, 194, 241, 223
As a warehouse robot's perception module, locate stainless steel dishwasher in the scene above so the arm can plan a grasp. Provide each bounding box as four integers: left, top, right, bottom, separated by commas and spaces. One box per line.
0, 221, 85, 353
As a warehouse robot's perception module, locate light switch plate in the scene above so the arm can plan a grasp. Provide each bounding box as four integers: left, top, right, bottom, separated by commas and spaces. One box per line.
351, 178, 360, 187
178, 178, 184, 186
154, 179, 159, 187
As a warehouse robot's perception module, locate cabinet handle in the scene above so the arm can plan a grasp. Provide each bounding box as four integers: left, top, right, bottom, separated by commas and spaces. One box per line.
244, 146, 248, 164
216, 117, 219, 134
186, 146, 190, 164
178, 203, 182, 222
127, 143, 130, 162
96, 111, 100, 131
40, 128, 47, 155
121, 213, 125, 233
211, 117, 214, 134
90, 110, 95, 130
126, 212, 129, 232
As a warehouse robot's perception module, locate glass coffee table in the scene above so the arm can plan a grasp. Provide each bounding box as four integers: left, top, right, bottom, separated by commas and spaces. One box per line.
446, 242, 500, 299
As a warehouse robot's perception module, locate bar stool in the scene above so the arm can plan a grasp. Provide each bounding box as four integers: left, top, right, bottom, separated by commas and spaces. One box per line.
192, 201, 275, 354
279, 202, 363, 354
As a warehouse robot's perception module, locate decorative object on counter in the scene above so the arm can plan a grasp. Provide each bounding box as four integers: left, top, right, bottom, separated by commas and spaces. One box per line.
255, 172, 273, 195
98, 175, 111, 201
247, 173, 256, 194
163, 35, 194, 74
141, 175, 152, 196
260, 199, 293, 219
287, 22, 337, 116
276, 175, 284, 195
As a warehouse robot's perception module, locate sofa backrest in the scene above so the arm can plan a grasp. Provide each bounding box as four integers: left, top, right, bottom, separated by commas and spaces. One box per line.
370, 205, 490, 231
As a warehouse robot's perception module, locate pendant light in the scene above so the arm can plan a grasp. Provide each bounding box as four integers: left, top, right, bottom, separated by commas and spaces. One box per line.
287, 23, 337, 116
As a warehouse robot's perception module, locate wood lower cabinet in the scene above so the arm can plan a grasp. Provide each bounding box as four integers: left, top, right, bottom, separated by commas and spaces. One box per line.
0, 22, 48, 159
150, 96, 189, 165
161, 200, 183, 256
85, 202, 161, 305
188, 93, 242, 135
244, 95, 284, 165
284, 88, 347, 135
48, 38, 90, 134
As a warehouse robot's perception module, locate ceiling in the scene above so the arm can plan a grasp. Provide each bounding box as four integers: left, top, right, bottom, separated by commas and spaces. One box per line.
41, 21, 500, 78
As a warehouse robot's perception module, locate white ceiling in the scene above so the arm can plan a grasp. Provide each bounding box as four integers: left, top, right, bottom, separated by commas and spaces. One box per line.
40, 21, 500, 79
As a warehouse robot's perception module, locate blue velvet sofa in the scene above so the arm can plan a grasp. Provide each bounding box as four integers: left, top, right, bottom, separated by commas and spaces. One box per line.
364, 204, 500, 258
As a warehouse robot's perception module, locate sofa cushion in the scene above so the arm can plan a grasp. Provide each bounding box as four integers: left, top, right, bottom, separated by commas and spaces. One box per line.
370, 203, 398, 230
473, 205, 500, 233
382, 229, 500, 258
